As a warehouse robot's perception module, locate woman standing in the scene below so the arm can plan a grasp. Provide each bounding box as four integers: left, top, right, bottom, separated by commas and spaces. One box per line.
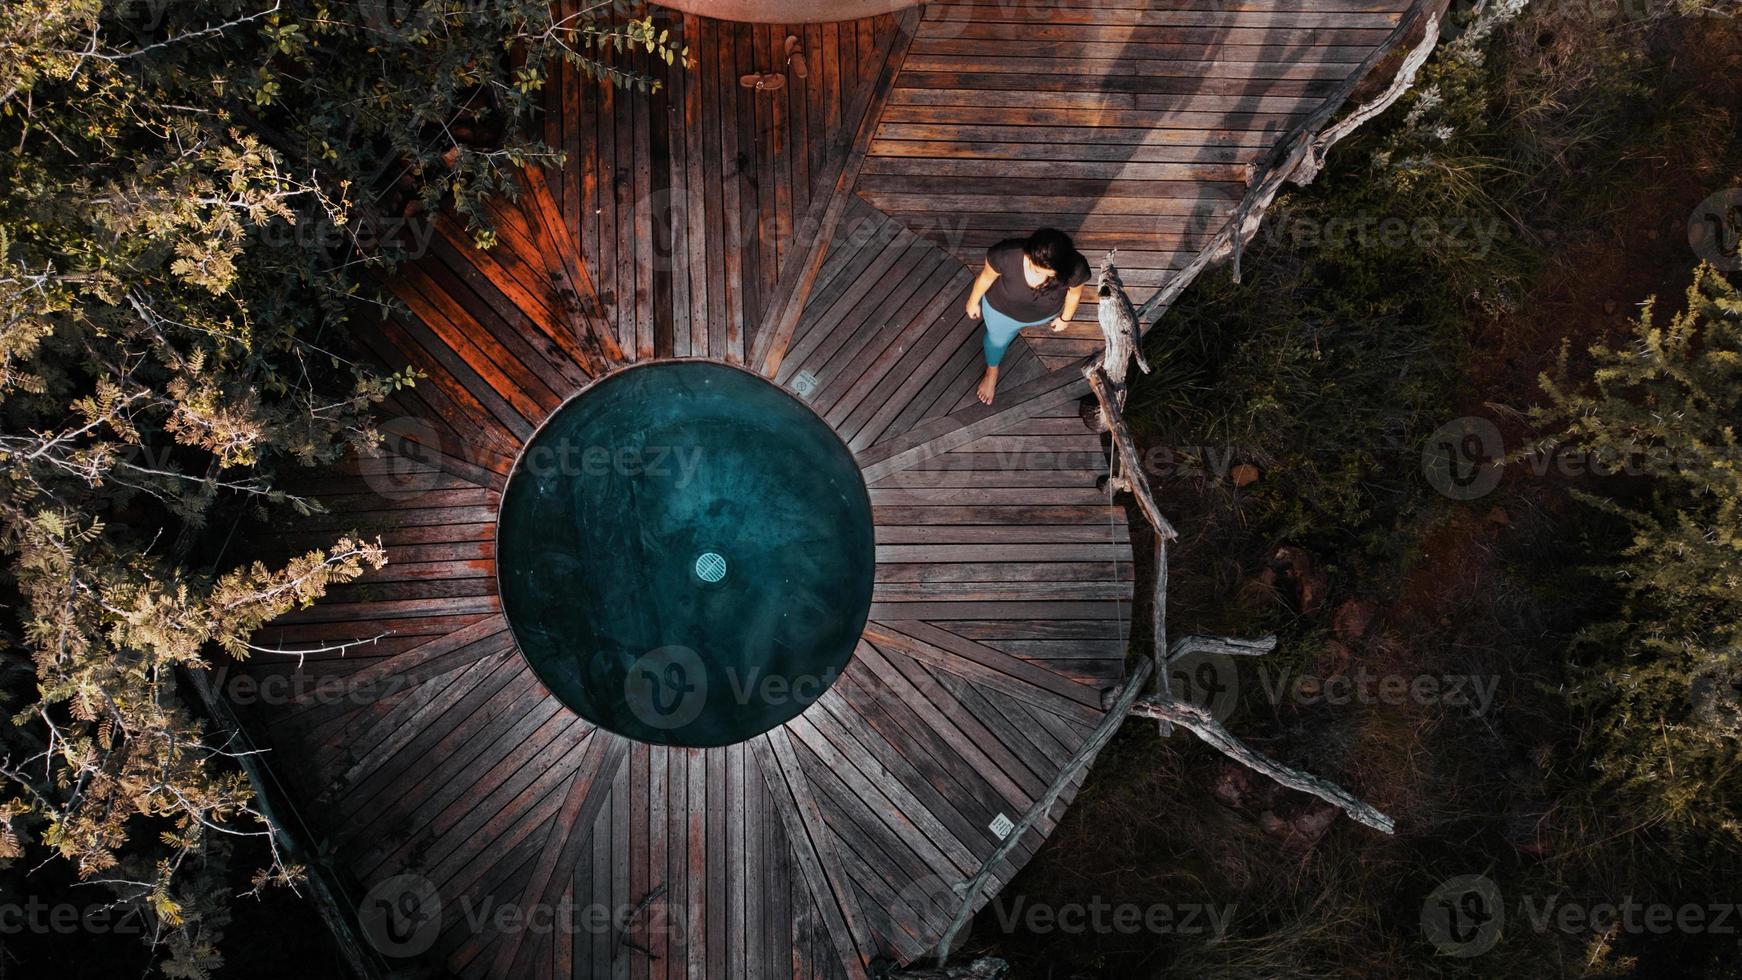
965, 228, 1091, 405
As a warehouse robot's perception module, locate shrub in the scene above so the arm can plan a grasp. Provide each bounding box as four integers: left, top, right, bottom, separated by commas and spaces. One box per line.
1531, 264, 1742, 835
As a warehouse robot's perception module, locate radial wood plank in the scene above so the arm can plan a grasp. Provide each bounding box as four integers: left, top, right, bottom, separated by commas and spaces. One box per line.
229, 0, 1428, 975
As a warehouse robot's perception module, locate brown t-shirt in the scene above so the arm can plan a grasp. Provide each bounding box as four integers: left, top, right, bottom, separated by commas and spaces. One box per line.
982, 238, 1091, 323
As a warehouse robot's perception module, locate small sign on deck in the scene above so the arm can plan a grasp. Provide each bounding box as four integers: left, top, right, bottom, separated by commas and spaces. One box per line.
790, 370, 819, 400
989, 812, 1015, 840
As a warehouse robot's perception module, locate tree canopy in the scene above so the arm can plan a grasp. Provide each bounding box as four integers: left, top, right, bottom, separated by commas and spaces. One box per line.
0, 1, 679, 971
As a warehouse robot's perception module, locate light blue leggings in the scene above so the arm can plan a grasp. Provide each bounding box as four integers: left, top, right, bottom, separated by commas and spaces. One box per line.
980, 300, 1053, 367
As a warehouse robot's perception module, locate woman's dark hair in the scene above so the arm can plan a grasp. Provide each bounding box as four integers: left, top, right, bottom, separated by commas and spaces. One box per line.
1022, 228, 1083, 292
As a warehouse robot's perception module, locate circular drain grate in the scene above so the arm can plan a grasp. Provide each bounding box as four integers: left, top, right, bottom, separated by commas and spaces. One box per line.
694, 552, 727, 583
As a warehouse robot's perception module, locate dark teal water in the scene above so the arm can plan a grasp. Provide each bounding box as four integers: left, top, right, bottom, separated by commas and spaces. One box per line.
497, 361, 874, 747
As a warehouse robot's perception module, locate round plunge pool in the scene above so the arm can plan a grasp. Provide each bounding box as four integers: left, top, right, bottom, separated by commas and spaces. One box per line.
496, 361, 874, 748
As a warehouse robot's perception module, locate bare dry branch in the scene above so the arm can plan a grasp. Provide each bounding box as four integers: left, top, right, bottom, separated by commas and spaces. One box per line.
1132, 695, 1397, 835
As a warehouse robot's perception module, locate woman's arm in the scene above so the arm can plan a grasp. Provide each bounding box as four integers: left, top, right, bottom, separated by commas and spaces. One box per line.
965, 259, 998, 319
1051, 283, 1086, 331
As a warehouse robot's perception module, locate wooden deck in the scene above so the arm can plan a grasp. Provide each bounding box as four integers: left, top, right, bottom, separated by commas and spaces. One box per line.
235, 2, 1419, 976
865, 0, 1412, 368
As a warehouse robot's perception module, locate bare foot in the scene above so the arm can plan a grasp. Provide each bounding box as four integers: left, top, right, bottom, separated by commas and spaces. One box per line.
976, 368, 998, 405
785, 35, 809, 78
739, 72, 785, 91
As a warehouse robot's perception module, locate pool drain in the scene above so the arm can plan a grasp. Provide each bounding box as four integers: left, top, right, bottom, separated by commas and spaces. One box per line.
695, 552, 727, 583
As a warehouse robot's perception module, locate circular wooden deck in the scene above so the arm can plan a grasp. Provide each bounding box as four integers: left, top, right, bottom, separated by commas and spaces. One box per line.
237, 2, 1417, 976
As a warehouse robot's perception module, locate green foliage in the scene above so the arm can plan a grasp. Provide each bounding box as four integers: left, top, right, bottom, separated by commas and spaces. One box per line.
0, 1, 676, 970
1100, 4, 1742, 979
1532, 265, 1742, 834
1130, 0, 1677, 550
227, 1, 685, 226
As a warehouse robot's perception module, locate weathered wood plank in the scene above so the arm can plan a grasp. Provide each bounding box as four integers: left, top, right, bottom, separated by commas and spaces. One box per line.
750, 731, 872, 980
749, 10, 918, 377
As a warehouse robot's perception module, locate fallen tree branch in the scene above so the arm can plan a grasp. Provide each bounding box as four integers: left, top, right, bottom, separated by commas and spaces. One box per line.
1084, 365, 1176, 542
1092, 250, 1149, 411
1085, 359, 1177, 731
1135, 2, 1445, 322
1291, 9, 1442, 188
1169, 635, 1277, 660
885, 957, 1009, 980
1149, 535, 1172, 734
1131, 695, 1396, 835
